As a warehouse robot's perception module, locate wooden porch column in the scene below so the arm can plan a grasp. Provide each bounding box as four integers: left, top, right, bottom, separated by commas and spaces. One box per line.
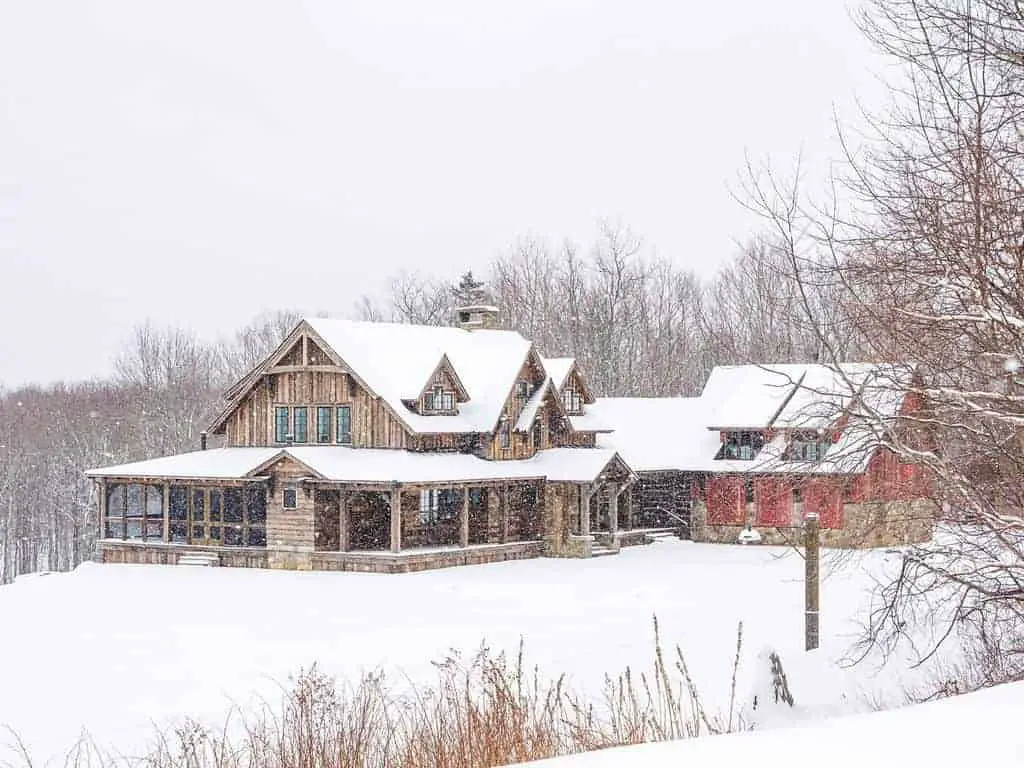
608, 484, 619, 535
460, 488, 470, 548
338, 490, 349, 552
390, 485, 402, 554
163, 483, 170, 542
580, 484, 591, 536
501, 484, 510, 543
98, 480, 107, 540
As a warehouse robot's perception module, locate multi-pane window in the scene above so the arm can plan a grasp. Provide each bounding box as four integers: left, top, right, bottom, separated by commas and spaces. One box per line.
105, 483, 163, 541
336, 406, 352, 444
786, 435, 830, 462
562, 388, 583, 413
516, 380, 531, 400
419, 489, 459, 524
275, 407, 290, 443
106, 483, 266, 547
716, 431, 766, 461
293, 407, 308, 443
499, 423, 511, 449
424, 387, 455, 412
317, 407, 332, 444
283, 487, 298, 509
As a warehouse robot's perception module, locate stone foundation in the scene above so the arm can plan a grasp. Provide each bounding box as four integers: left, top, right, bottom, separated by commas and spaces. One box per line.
98, 540, 542, 573
690, 499, 936, 548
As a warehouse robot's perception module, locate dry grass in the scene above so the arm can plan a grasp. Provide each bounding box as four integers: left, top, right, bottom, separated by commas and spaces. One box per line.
3, 619, 749, 768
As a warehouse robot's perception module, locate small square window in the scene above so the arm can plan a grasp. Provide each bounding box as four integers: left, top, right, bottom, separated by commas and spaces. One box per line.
283, 488, 298, 509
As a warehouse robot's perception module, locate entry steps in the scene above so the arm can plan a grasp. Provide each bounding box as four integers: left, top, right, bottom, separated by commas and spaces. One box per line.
177, 552, 220, 567
590, 544, 619, 558
645, 530, 678, 543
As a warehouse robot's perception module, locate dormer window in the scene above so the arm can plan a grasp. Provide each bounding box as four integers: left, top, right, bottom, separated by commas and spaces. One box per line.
715, 431, 765, 460
786, 432, 831, 462
516, 380, 531, 400
424, 386, 455, 413
562, 387, 583, 414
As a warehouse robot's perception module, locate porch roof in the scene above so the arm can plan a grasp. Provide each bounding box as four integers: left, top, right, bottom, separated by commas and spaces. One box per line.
86, 446, 629, 485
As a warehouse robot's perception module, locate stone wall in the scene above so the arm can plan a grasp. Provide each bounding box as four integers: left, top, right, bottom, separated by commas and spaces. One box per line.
99, 541, 268, 568
691, 498, 936, 548
542, 482, 589, 556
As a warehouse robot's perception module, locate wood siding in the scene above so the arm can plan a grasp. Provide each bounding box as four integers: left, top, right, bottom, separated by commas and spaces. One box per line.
222, 370, 410, 449
265, 457, 315, 550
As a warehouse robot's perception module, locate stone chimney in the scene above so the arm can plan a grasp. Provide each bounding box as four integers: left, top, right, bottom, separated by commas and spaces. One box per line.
454, 304, 500, 331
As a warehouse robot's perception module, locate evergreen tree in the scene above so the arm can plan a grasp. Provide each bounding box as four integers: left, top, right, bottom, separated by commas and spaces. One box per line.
452, 270, 489, 306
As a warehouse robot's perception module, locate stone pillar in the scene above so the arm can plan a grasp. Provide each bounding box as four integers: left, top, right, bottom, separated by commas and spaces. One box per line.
460, 488, 470, 548
580, 484, 591, 536
609, 484, 619, 535
338, 490, 349, 552
390, 486, 402, 554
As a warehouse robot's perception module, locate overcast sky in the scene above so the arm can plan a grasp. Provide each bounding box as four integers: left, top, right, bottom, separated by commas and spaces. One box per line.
0, 1, 884, 388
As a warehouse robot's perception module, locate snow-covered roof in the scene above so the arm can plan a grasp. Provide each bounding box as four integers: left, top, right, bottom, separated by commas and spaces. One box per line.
514, 379, 552, 432
701, 364, 809, 430
540, 357, 576, 391
593, 398, 717, 472
305, 318, 533, 435
88, 446, 629, 485
85, 448, 283, 480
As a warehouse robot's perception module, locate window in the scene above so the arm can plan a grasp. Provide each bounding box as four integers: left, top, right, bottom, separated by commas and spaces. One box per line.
175, 485, 266, 546
169, 486, 188, 543
293, 407, 308, 443
317, 406, 332, 444
745, 479, 755, 504
786, 435, 830, 462
425, 386, 455, 412
715, 431, 766, 461
516, 380, 530, 400
562, 388, 583, 413
336, 406, 352, 444
532, 421, 543, 449
283, 487, 298, 509
499, 423, 511, 449
104, 483, 164, 541
419, 488, 438, 524
793, 485, 803, 504
275, 407, 290, 443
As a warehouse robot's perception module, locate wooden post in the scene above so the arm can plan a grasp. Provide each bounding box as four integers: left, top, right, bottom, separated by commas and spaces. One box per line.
460, 488, 470, 548
390, 486, 402, 554
98, 480, 107, 541
580, 485, 591, 536
163, 483, 170, 542
608, 484, 619, 535
338, 490, 349, 552
805, 512, 820, 651
501, 484, 510, 543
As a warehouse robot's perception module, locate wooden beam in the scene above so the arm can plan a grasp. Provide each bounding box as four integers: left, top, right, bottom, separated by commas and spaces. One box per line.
460, 488, 470, 548
501, 484, 510, 543
608, 484, 619, 535
98, 480, 107, 541
338, 490, 349, 552
580, 484, 591, 536
390, 486, 402, 554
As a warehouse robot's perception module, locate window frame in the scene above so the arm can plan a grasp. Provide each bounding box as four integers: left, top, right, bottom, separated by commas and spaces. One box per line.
499, 422, 511, 449
562, 387, 583, 414
283, 486, 299, 509
293, 407, 309, 443
336, 405, 352, 444
316, 406, 333, 444
274, 407, 290, 443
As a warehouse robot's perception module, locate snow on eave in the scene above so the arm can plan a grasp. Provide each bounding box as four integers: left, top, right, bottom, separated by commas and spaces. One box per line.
85, 447, 285, 481
514, 379, 552, 432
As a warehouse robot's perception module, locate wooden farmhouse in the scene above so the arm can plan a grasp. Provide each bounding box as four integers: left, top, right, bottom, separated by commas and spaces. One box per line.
87, 311, 935, 572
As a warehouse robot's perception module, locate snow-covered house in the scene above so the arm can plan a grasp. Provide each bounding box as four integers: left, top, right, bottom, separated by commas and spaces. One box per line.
595, 363, 935, 547
86, 308, 638, 572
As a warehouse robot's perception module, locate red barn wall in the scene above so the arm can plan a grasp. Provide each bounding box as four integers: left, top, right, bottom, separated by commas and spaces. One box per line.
707, 476, 744, 524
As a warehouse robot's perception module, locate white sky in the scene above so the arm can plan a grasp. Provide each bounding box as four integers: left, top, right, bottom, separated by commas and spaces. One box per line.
0, 0, 884, 388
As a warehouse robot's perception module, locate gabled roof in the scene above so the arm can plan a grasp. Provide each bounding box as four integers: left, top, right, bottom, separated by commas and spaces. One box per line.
86, 446, 630, 485
593, 397, 717, 472
540, 357, 576, 390
306, 318, 534, 434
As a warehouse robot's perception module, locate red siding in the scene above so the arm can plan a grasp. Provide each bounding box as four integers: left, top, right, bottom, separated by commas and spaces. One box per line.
707, 476, 744, 524
804, 479, 843, 529
755, 477, 793, 526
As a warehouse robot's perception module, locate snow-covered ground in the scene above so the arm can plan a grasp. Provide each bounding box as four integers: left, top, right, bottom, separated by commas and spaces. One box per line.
520, 679, 1024, 766
0, 540, 953, 763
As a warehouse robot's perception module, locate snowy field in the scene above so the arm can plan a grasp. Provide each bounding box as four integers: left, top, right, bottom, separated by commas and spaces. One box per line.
0, 540, 954, 763
522, 678, 1024, 766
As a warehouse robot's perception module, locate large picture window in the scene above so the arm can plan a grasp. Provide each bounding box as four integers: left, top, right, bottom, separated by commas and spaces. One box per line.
169, 484, 267, 548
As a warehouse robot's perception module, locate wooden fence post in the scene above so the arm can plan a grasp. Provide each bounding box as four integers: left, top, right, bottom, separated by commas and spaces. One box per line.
805, 512, 820, 651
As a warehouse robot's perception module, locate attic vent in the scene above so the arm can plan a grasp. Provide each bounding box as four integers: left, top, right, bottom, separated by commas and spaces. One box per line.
454, 304, 499, 331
